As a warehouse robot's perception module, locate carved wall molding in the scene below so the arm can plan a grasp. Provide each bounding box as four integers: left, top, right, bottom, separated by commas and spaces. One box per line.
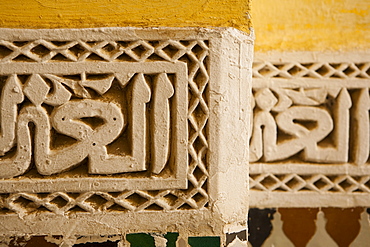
250, 51, 370, 207
0, 28, 253, 240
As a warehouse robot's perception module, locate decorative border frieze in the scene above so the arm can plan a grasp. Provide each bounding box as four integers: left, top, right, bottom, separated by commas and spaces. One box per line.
250, 51, 370, 207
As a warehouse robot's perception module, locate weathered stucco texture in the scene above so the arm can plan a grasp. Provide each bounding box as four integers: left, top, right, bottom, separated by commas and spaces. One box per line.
0, 0, 251, 33
0, 27, 253, 243
252, 0, 370, 51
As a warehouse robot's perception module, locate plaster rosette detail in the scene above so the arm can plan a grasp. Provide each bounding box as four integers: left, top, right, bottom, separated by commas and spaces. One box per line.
250, 52, 370, 208
0, 28, 253, 242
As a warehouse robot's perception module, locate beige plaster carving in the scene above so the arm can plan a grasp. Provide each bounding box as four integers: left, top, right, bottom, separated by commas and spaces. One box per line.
250, 52, 370, 208
0, 27, 253, 243
0, 61, 188, 190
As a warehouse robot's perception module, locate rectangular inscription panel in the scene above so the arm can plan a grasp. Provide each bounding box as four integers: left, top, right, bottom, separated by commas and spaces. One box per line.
250, 52, 370, 207
0, 30, 215, 216
0, 62, 188, 192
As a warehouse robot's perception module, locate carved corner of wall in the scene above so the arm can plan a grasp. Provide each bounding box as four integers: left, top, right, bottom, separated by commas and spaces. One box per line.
0, 27, 253, 239
250, 51, 370, 208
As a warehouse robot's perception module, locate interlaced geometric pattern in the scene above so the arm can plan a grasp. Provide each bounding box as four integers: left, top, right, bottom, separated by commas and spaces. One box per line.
253, 61, 370, 79
250, 173, 370, 193
0, 39, 210, 214
0, 189, 209, 215
0, 40, 207, 63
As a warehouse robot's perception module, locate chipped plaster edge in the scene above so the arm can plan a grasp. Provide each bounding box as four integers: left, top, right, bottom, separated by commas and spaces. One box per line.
208, 27, 253, 235
0, 26, 251, 42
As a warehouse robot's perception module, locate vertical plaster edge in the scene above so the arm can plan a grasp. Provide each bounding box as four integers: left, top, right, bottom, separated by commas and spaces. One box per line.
208, 28, 254, 235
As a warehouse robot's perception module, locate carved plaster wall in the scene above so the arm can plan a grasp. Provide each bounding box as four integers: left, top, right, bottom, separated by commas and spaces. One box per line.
250, 52, 370, 208
0, 27, 253, 243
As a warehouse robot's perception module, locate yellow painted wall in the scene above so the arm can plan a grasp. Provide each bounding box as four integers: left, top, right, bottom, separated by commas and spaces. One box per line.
1, 0, 368, 52
0, 0, 251, 33
252, 0, 370, 51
